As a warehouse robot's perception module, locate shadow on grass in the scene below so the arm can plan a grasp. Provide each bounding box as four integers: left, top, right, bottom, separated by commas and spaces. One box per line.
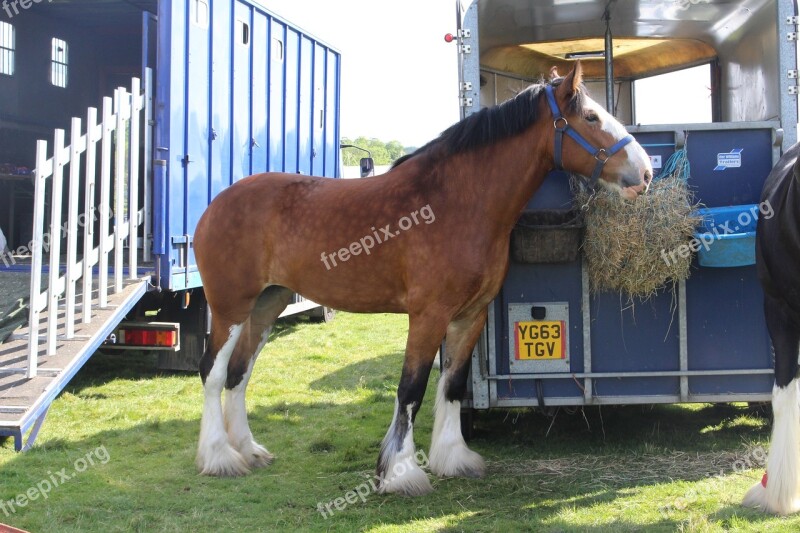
0, 384, 779, 532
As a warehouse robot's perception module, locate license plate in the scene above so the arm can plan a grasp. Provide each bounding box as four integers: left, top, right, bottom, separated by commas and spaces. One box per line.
514, 320, 566, 360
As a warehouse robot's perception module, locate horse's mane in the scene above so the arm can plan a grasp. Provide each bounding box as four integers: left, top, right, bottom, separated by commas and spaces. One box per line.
393, 78, 585, 169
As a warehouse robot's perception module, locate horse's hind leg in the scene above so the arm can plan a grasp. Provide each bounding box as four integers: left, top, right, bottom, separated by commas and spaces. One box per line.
224, 286, 294, 469
429, 309, 486, 479
377, 312, 449, 496
744, 294, 800, 514
197, 315, 249, 477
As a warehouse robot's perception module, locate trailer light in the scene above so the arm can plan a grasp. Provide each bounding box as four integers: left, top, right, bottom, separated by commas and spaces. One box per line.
118, 328, 178, 348
444, 33, 455, 43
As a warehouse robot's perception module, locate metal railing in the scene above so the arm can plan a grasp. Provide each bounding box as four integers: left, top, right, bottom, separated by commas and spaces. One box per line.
23, 69, 153, 378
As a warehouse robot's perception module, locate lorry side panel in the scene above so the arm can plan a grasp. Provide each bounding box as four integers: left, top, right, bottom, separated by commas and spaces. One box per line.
155, 0, 341, 291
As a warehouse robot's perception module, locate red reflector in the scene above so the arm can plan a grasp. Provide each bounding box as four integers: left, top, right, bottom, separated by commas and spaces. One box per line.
120, 329, 177, 347
444, 33, 455, 43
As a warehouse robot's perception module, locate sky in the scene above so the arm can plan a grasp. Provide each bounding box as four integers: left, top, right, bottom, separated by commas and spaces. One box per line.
259, 0, 460, 148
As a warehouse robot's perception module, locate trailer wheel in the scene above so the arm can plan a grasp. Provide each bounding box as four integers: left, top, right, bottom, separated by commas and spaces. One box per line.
309, 306, 336, 323
460, 408, 475, 441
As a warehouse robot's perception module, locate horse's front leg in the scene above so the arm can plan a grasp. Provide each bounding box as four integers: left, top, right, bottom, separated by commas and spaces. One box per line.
377, 313, 448, 496
430, 308, 487, 479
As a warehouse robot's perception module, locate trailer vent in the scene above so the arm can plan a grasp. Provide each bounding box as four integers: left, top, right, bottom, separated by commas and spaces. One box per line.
0, 21, 14, 76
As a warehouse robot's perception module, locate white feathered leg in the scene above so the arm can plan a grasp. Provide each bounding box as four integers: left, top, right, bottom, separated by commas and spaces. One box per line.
743, 380, 800, 514
224, 330, 273, 468
196, 324, 251, 476
429, 373, 485, 478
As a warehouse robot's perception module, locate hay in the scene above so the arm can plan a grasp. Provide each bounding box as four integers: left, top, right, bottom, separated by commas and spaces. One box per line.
576, 174, 701, 300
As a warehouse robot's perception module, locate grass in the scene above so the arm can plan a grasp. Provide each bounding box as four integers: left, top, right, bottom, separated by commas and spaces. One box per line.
0, 312, 798, 532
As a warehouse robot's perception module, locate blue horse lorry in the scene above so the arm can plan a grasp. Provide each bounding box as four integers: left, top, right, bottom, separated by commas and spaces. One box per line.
454, 0, 799, 417
0, 0, 341, 364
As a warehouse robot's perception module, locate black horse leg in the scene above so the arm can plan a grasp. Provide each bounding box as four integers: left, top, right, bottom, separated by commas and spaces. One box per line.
744, 294, 800, 514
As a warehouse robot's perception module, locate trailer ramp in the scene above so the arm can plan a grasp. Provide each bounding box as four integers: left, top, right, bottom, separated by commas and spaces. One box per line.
0, 277, 147, 451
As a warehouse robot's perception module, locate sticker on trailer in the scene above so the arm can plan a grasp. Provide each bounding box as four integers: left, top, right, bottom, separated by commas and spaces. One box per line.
649, 155, 662, 170
714, 149, 743, 171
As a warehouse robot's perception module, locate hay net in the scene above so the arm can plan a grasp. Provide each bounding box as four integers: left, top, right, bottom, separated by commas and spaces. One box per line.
575, 148, 701, 301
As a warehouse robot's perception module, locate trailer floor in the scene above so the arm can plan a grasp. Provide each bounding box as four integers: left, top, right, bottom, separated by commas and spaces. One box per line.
0, 276, 148, 451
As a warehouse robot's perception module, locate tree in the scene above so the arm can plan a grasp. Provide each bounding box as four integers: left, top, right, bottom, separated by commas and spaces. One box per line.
341, 137, 406, 166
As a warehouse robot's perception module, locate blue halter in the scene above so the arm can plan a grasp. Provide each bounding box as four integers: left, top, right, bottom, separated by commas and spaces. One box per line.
544, 84, 634, 188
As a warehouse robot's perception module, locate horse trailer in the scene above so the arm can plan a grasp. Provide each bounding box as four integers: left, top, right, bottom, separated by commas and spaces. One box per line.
0, 0, 340, 451
454, 0, 799, 412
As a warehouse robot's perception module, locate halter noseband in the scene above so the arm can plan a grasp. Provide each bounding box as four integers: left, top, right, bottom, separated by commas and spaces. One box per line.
544, 84, 634, 188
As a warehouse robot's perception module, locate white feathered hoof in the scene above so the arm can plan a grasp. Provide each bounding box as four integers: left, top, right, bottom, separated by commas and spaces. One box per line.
743, 472, 800, 515
430, 442, 485, 479
240, 440, 274, 469
196, 442, 251, 477
377, 457, 433, 496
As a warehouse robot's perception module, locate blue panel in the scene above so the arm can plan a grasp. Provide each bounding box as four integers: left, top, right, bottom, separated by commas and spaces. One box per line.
210, 0, 232, 195
685, 129, 773, 207
162, 0, 188, 289
282, 28, 299, 173
312, 43, 326, 176
250, 12, 268, 174
325, 50, 339, 177
686, 264, 772, 392
183, 0, 212, 278
232, 1, 253, 183
298, 36, 313, 175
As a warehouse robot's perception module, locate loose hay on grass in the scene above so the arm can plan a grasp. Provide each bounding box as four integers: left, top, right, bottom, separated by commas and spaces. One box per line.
576, 175, 701, 300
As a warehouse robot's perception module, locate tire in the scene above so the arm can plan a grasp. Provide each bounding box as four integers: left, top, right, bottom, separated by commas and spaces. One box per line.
309, 306, 336, 323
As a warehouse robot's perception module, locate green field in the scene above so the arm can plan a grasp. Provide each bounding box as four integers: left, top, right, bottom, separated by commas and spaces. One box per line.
0, 312, 797, 532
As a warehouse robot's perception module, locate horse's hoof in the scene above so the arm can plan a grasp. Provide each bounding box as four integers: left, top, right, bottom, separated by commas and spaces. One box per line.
243, 441, 274, 469
196, 444, 251, 477
377, 459, 433, 496
430, 443, 485, 479
378, 471, 433, 496
743, 475, 800, 515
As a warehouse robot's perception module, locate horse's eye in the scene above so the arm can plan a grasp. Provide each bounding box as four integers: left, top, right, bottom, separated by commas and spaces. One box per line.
585, 113, 600, 123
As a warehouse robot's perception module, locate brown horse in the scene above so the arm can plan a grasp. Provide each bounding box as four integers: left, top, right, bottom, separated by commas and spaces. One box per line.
193, 63, 652, 495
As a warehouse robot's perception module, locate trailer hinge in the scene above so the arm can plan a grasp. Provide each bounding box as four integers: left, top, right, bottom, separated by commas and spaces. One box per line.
459, 44, 472, 54
458, 28, 471, 38
789, 86, 799, 95
789, 70, 799, 79
788, 32, 799, 41
460, 97, 474, 107
787, 15, 800, 25
460, 81, 473, 91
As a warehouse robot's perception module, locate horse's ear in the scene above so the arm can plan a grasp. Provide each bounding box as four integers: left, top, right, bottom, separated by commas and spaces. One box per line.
558, 60, 583, 98
548, 66, 560, 80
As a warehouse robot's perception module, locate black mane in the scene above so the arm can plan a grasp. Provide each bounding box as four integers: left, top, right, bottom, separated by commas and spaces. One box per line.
393, 78, 585, 168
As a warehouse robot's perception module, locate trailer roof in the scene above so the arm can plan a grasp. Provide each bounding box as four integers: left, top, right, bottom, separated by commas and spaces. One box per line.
475, 0, 776, 79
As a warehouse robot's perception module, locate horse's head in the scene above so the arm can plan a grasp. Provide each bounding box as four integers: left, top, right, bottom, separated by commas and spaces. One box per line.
547, 62, 652, 200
